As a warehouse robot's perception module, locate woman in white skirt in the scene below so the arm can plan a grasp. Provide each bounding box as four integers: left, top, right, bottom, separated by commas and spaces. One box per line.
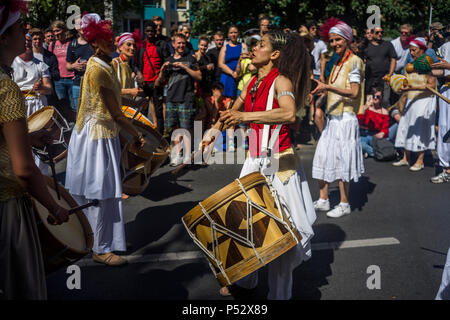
65, 14, 145, 266
204, 30, 316, 300
430, 43, 450, 183
310, 18, 365, 218
393, 37, 437, 171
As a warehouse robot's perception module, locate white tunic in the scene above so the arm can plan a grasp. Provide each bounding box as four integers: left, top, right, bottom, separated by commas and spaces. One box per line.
391, 37, 410, 73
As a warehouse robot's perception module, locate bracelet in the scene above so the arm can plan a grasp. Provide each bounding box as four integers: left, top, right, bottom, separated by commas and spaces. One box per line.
277, 91, 295, 101
238, 95, 245, 102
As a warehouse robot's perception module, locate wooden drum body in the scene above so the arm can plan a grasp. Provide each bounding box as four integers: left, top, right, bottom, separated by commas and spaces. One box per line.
182, 172, 302, 286
33, 176, 93, 274
119, 108, 170, 195
27, 106, 71, 163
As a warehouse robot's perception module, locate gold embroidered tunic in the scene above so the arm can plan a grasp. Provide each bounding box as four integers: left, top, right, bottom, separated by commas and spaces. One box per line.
405, 71, 435, 101
327, 53, 365, 116
111, 57, 134, 100
76, 57, 122, 140
0, 71, 26, 201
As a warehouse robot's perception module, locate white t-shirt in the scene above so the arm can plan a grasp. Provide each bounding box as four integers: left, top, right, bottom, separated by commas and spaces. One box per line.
11, 56, 50, 91
438, 41, 450, 77
311, 39, 327, 76
391, 37, 409, 73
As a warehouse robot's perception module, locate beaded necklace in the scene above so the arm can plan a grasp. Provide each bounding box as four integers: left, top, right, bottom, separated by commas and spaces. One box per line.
329, 49, 352, 84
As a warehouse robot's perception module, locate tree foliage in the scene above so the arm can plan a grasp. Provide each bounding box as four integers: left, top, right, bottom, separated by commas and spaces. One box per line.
189, 0, 449, 38
26, 0, 141, 30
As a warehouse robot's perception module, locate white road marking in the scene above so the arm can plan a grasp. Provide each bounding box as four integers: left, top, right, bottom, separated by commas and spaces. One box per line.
77, 237, 400, 267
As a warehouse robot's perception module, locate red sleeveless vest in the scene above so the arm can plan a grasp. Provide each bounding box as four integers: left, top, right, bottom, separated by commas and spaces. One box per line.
244, 68, 292, 157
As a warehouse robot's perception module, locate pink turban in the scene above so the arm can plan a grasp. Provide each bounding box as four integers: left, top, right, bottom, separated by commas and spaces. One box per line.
320, 17, 353, 43
409, 37, 427, 50
117, 32, 134, 47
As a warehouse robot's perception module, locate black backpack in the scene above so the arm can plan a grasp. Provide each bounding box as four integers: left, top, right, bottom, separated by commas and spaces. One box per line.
372, 136, 396, 161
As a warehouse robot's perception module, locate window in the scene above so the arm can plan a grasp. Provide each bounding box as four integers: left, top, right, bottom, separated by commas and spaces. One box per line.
177, 0, 189, 10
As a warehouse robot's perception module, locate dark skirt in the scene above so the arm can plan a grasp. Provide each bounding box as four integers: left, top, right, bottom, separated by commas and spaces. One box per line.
0, 196, 47, 300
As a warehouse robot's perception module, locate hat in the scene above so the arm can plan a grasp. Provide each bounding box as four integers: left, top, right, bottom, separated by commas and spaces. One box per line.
430, 22, 443, 30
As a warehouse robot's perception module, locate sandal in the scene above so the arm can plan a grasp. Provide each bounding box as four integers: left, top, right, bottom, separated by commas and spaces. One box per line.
92, 253, 128, 266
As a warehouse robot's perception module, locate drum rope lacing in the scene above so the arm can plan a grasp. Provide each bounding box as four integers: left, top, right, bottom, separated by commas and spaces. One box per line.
182, 207, 232, 285
261, 175, 300, 245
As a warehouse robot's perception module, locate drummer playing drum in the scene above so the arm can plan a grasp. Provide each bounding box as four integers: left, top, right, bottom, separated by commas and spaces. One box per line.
202, 30, 317, 299
64, 14, 146, 267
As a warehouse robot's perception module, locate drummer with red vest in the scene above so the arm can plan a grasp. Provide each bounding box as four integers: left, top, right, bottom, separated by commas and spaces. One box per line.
203, 30, 317, 300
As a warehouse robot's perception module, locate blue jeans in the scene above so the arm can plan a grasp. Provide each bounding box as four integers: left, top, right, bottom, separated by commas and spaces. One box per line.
71, 85, 80, 112
54, 78, 74, 109
360, 129, 375, 157
388, 123, 398, 143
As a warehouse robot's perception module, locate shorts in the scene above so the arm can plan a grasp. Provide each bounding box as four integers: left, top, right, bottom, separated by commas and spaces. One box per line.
164, 101, 195, 134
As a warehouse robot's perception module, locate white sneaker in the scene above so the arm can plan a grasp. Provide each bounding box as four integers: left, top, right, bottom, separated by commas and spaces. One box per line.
326, 204, 351, 218
409, 163, 424, 172
313, 199, 330, 211
430, 171, 450, 183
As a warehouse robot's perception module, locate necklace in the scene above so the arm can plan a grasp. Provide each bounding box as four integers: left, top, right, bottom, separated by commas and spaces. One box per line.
329, 50, 352, 84
249, 74, 268, 112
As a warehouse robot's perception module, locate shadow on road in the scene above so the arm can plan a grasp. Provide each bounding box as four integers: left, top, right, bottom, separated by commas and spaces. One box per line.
140, 171, 193, 201
125, 201, 199, 254
224, 223, 345, 300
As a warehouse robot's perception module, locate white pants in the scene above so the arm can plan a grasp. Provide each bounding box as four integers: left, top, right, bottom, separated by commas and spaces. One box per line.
235, 155, 316, 300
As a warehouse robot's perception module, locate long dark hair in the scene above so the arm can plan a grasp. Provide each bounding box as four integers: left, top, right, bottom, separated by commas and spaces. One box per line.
268, 30, 311, 110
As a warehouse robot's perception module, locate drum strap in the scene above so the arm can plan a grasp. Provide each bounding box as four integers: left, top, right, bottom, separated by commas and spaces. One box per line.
261, 78, 282, 157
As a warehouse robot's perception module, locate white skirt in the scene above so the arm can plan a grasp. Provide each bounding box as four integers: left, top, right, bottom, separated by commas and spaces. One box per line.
65, 120, 122, 200
235, 155, 317, 300
312, 112, 364, 183
437, 86, 450, 168
395, 95, 436, 152
436, 247, 450, 300
72, 195, 126, 254
26, 95, 47, 118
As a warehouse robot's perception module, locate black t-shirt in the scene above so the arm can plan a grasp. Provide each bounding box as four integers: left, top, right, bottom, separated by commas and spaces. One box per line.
197, 54, 214, 94
66, 39, 94, 85
364, 41, 396, 79
165, 54, 198, 103
206, 47, 221, 82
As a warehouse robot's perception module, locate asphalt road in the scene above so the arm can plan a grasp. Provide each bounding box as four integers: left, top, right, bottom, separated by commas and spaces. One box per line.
46, 143, 450, 300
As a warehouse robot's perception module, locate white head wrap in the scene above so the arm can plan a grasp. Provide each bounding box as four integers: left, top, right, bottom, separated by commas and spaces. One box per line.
0, 9, 20, 36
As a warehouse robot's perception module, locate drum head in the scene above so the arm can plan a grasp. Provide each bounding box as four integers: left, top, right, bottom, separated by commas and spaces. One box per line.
33, 177, 93, 254
120, 119, 168, 160
27, 106, 55, 132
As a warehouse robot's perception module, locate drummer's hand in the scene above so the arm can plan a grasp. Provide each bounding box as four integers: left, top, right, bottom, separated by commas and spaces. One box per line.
399, 84, 412, 92
130, 87, 144, 97
32, 79, 43, 92
219, 109, 246, 127
431, 59, 450, 70
47, 206, 69, 225
29, 129, 53, 148
134, 134, 146, 148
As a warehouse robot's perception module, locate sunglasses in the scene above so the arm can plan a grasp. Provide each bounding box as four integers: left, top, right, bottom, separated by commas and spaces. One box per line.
400, 31, 410, 35
373, 95, 382, 100
375, 31, 383, 35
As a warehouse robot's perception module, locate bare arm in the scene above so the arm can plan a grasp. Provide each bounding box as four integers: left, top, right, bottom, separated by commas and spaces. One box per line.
312, 77, 360, 99
388, 58, 396, 76
320, 53, 327, 82
400, 74, 437, 91
219, 76, 296, 127
218, 45, 236, 77
3, 119, 68, 224
33, 77, 53, 95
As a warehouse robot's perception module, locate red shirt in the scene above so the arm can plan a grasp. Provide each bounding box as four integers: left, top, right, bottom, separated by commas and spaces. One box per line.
244, 68, 291, 157
143, 40, 161, 82
357, 108, 389, 136
50, 40, 74, 78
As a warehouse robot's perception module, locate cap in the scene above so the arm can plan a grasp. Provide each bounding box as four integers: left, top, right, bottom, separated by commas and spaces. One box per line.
430, 22, 443, 30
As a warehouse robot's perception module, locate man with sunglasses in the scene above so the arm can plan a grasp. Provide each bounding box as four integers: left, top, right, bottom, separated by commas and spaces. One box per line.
391, 24, 413, 74
363, 26, 397, 107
